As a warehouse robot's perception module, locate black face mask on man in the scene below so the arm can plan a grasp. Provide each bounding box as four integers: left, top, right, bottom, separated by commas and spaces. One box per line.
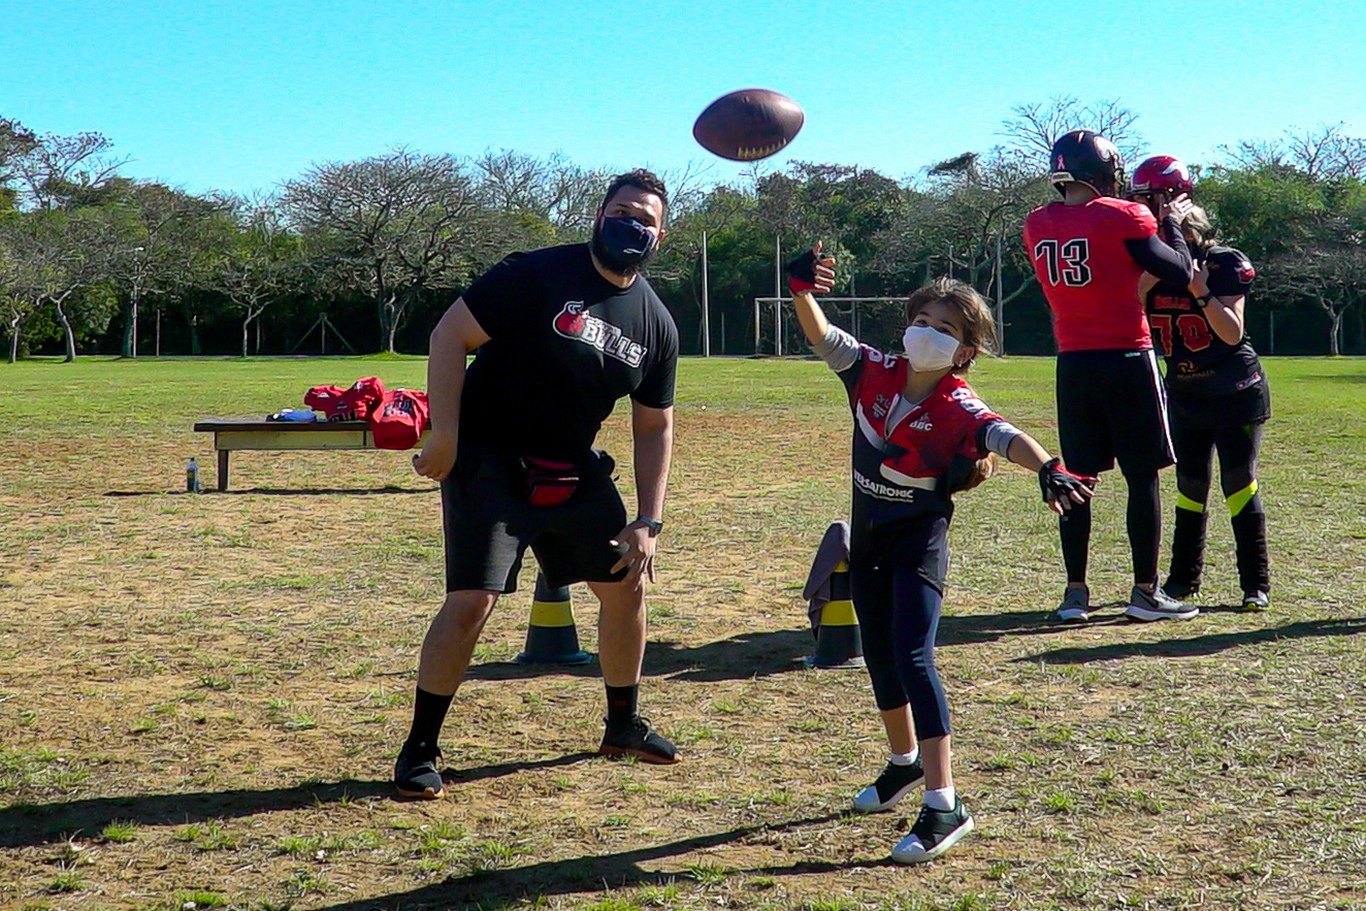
591, 216, 657, 276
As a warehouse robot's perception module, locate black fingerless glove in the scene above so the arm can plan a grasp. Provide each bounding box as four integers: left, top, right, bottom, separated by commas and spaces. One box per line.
1038, 458, 1097, 502
784, 248, 819, 294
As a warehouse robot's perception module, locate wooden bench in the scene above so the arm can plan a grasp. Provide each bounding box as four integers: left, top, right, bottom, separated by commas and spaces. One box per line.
192, 419, 426, 491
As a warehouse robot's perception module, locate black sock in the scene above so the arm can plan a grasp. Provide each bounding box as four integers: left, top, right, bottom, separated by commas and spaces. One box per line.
1167, 505, 1207, 589
605, 684, 639, 727
405, 687, 454, 750
1231, 504, 1270, 593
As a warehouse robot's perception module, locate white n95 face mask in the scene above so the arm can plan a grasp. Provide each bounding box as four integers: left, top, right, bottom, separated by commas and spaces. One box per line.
902, 325, 961, 372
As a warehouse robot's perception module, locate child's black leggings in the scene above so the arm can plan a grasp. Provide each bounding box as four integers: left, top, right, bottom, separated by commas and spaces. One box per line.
849, 559, 951, 741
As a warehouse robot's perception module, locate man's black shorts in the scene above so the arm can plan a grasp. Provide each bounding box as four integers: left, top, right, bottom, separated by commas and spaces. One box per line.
442, 447, 629, 593
1056, 349, 1174, 477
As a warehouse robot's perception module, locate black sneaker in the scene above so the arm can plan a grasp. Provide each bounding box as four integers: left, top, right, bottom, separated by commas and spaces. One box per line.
1124, 585, 1199, 622
598, 716, 679, 764
851, 758, 925, 813
393, 741, 446, 799
1055, 587, 1090, 623
891, 797, 975, 864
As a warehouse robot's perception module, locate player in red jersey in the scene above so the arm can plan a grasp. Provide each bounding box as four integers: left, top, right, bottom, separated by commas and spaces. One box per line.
1130, 155, 1271, 611
787, 245, 1094, 864
1023, 130, 1197, 623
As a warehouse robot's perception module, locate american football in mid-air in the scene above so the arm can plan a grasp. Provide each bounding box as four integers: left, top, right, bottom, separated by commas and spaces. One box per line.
693, 88, 804, 162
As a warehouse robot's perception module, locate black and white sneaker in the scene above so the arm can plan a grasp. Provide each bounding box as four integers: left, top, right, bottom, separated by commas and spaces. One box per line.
1124, 585, 1199, 622
852, 758, 925, 813
599, 716, 680, 764
393, 740, 446, 800
891, 797, 975, 864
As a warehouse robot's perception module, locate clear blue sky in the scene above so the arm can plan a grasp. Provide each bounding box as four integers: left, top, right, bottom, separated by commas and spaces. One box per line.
7, 0, 1364, 196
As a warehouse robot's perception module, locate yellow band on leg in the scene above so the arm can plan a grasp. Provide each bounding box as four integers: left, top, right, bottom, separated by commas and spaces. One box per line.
1175, 493, 1206, 514
1226, 480, 1258, 517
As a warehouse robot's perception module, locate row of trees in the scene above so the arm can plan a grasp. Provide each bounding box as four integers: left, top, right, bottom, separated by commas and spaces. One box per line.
3, 99, 1364, 363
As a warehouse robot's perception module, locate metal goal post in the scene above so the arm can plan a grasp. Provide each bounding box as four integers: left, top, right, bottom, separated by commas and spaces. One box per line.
752, 297, 911, 357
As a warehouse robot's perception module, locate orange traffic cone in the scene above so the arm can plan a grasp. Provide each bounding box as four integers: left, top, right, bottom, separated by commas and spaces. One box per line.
516, 572, 592, 665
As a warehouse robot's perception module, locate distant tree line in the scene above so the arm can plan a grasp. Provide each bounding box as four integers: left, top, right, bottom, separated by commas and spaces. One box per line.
2, 98, 1363, 363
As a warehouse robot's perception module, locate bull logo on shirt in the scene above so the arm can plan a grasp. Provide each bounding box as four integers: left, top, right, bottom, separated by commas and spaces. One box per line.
553, 302, 648, 368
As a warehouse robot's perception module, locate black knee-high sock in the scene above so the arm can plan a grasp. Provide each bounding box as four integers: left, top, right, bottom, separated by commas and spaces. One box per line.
1059, 499, 1092, 585
1167, 503, 1208, 590
406, 687, 454, 750
1230, 494, 1270, 594
1125, 472, 1162, 585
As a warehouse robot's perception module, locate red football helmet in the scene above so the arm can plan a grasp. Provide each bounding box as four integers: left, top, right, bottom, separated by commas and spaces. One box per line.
1129, 155, 1194, 198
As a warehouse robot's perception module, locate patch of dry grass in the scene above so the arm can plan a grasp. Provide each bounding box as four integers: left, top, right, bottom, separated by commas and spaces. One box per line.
0, 355, 1362, 910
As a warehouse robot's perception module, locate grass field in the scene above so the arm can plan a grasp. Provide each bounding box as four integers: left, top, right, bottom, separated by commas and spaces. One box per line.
1, 355, 1363, 911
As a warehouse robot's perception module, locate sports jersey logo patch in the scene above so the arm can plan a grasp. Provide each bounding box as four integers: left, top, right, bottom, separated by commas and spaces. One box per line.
1237, 261, 1256, 282
871, 394, 891, 419
907, 418, 934, 432
949, 388, 989, 416
553, 302, 648, 368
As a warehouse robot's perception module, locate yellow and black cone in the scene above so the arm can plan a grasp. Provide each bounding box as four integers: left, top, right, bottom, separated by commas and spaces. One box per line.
516, 572, 593, 666
803, 560, 865, 669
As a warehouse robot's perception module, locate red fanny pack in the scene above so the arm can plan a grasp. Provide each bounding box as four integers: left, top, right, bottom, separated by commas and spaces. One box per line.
521, 456, 579, 507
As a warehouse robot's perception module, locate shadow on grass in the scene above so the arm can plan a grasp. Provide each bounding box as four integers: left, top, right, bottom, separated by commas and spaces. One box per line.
937, 604, 1135, 646
1304, 373, 1366, 384
1013, 615, 1366, 665
0, 754, 593, 848
102, 486, 434, 497
307, 812, 853, 911
466, 630, 816, 683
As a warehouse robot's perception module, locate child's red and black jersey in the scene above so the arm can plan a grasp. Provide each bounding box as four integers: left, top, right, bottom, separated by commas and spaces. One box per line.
1145, 245, 1265, 401
832, 342, 1005, 534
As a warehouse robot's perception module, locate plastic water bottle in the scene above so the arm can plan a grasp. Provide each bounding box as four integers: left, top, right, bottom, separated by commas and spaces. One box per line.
186, 457, 199, 493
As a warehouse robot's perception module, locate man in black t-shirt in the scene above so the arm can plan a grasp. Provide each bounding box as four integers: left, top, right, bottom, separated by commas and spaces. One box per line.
394, 170, 681, 799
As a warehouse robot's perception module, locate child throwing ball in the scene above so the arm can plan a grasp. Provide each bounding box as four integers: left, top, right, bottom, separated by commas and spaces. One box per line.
787, 245, 1095, 863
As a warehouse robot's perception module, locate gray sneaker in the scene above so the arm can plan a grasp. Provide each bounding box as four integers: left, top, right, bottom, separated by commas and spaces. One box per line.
1124, 585, 1199, 622
1055, 587, 1090, 622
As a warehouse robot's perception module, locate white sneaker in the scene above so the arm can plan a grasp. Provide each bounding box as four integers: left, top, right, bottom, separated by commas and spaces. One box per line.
1124, 585, 1199, 622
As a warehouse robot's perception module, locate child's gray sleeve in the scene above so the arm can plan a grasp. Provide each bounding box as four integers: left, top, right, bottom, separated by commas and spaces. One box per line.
983, 420, 1024, 458
811, 324, 861, 373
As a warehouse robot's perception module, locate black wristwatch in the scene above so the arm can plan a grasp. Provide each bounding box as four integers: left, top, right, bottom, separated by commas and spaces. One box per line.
1195, 291, 1215, 308
635, 516, 664, 536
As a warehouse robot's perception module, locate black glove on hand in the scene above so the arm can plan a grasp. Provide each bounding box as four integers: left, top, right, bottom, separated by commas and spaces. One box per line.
1038, 458, 1097, 502
785, 248, 820, 294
